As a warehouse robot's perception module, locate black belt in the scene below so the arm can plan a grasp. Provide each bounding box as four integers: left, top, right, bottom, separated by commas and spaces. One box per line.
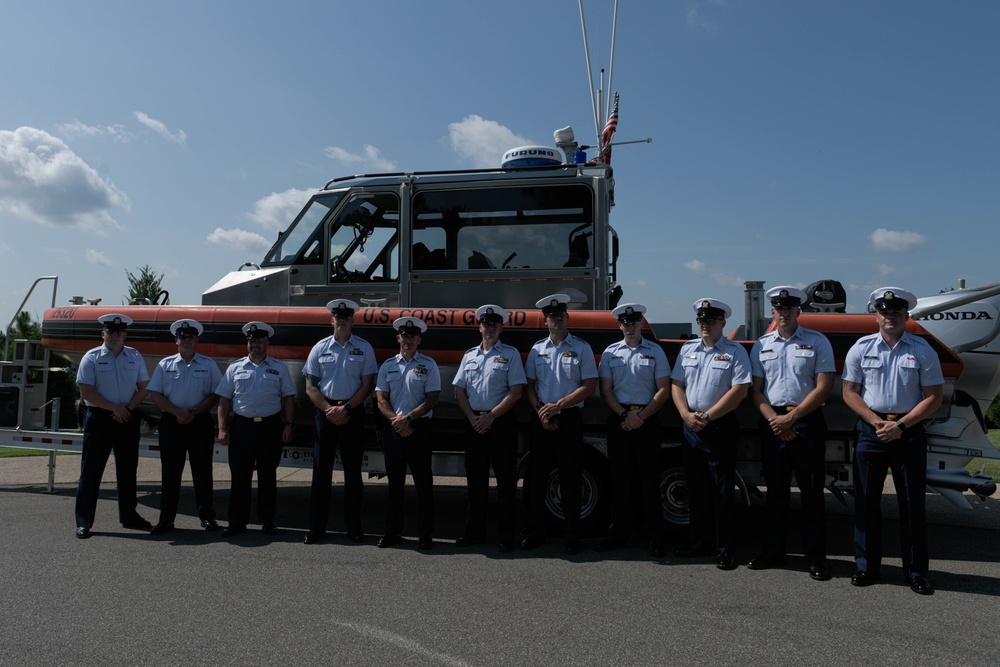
769, 405, 797, 413
323, 398, 349, 406
874, 411, 909, 422
474, 410, 492, 416
621, 403, 646, 412
233, 413, 281, 424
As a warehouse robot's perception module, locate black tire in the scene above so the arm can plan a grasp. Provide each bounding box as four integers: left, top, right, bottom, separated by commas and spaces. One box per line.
658, 450, 691, 538
528, 446, 612, 537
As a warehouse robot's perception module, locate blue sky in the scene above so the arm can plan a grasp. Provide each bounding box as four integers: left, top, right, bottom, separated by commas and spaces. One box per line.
2, 1, 997, 329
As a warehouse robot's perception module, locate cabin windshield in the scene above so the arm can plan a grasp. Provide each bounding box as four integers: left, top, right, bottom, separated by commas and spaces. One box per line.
329, 192, 400, 282
261, 192, 346, 266
411, 184, 594, 271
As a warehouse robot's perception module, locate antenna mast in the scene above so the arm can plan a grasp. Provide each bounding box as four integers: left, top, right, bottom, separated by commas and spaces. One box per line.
578, 0, 601, 141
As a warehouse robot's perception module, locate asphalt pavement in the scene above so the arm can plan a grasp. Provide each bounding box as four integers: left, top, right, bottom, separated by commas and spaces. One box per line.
1, 455, 998, 667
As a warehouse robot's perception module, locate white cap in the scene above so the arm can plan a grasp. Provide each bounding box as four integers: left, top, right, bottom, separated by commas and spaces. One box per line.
535, 293, 571, 313
476, 304, 509, 324
392, 317, 428, 334
611, 303, 646, 322
98, 313, 133, 330
692, 298, 732, 319
868, 287, 917, 311
242, 321, 275, 338
326, 298, 360, 316
765, 286, 807, 307
169, 319, 204, 336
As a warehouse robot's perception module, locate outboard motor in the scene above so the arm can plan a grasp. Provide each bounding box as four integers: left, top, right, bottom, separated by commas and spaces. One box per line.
801, 279, 847, 313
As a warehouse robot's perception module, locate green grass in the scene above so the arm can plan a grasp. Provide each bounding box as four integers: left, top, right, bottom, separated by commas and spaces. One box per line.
968, 430, 1000, 483
0, 446, 52, 458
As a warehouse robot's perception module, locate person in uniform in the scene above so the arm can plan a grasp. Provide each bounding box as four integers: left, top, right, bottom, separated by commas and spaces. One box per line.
148, 319, 223, 535
595, 303, 672, 558
453, 304, 527, 552
842, 287, 943, 595
215, 321, 296, 538
302, 299, 377, 545
748, 287, 835, 580
522, 294, 598, 555
74, 313, 151, 538
375, 317, 441, 550
670, 298, 751, 570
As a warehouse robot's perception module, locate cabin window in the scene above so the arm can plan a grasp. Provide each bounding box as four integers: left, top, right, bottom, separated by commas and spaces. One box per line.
412, 184, 594, 271
328, 192, 400, 283
262, 193, 346, 266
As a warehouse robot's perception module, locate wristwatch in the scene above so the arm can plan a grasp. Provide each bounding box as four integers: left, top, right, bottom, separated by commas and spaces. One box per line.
897, 421, 907, 431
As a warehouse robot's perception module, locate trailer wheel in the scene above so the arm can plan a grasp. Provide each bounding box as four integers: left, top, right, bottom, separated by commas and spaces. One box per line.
531, 447, 611, 536
659, 451, 690, 537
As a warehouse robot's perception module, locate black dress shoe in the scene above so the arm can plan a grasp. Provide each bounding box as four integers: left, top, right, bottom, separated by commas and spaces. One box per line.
221, 525, 246, 537
261, 524, 279, 536
674, 541, 713, 558
747, 553, 786, 570
595, 539, 624, 552
377, 534, 399, 549
498, 542, 514, 553
715, 549, 738, 570
808, 562, 832, 581
149, 522, 174, 536
850, 570, 880, 587
303, 532, 325, 545
455, 536, 485, 547
122, 517, 153, 531
519, 536, 541, 550
76, 526, 92, 539
648, 542, 666, 558
200, 519, 222, 531
908, 574, 934, 595
346, 532, 366, 544
564, 539, 581, 555
418, 538, 434, 550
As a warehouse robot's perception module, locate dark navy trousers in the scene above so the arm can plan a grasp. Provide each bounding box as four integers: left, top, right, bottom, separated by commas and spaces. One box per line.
75, 408, 142, 530
853, 420, 929, 577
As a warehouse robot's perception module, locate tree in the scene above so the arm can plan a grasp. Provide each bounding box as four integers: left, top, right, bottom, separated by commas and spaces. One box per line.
125, 265, 169, 305
988, 393, 1000, 429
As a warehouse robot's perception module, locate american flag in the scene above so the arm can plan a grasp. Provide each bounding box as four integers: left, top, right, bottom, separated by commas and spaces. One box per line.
598, 92, 619, 164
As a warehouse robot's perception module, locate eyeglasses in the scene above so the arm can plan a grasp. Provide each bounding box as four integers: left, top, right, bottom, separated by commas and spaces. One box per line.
696, 317, 720, 325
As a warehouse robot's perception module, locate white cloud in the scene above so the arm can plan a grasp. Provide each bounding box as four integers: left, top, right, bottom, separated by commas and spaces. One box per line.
685, 259, 707, 273
686, 7, 718, 33
633, 279, 647, 287
876, 263, 895, 276
711, 271, 746, 288
448, 115, 531, 168
56, 120, 131, 142
206, 227, 273, 255
85, 249, 113, 267
248, 188, 313, 232
870, 228, 927, 253
134, 112, 187, 145
0, 126, 130, 231
324, 144, 395, 172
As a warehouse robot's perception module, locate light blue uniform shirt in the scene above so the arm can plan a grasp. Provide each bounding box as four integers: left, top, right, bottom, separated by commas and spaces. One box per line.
376, 352, 442, 417
452, 341, 527, 412
215, 356, 296, 418
525, 333, 598, 407
77, 344, 149, 406
750, 326, 835, 406
670, 337, 752, 412
842, 331, 944, 413
302, 334, 377, 399
148, 353, 223, 410
598, 338, 671, 405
